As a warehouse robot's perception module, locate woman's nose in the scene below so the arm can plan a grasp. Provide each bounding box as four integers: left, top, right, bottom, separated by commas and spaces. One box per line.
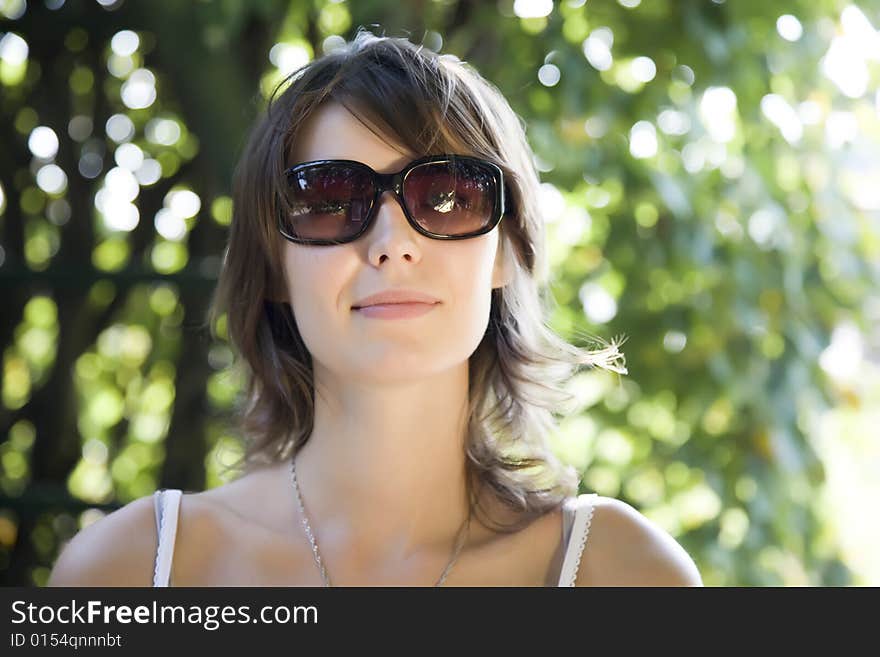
364, 190, 423, 263
371, 189, 415, 235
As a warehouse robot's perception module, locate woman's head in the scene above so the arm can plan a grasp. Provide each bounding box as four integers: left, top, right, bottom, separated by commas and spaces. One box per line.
209, 28, 625, 529
279, 100, 512, 389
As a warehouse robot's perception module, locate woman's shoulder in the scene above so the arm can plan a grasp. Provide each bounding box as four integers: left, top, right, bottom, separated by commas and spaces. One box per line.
47, 487, 232, 587
48, 493, 161, 586
573, 494, 703, 587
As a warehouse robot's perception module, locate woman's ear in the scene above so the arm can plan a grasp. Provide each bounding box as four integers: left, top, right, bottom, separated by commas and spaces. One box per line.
491, 237, 514, 289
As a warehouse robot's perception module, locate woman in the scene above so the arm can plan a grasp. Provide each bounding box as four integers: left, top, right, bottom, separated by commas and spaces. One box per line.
49, 29, 702, 587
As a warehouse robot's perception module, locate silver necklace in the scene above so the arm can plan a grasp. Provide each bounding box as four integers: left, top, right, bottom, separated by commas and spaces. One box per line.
289, 452, 471, 587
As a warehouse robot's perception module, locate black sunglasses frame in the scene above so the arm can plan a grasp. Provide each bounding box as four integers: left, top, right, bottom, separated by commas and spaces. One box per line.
278, 154, 506, 246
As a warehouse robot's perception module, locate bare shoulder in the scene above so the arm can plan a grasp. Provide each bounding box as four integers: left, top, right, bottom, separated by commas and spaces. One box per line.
576, 495, 703, 587
47, 495, 159, 587
47, 489, 236, 587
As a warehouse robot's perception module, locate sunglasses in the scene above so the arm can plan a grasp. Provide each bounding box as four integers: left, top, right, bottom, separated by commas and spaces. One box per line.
278, 154, 506, 245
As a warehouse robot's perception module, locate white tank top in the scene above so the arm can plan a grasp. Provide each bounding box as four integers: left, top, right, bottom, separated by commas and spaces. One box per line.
152, 489, 598, 587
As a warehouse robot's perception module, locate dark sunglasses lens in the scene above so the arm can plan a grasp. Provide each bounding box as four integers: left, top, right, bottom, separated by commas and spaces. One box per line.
283, 164, 373, 241
404, 160, 498, 236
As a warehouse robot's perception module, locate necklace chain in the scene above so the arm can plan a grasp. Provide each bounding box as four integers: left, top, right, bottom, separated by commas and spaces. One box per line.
289, 452, 470, 587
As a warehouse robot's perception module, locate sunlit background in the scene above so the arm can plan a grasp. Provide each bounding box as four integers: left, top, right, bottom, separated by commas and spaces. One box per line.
1, 0, 878, 586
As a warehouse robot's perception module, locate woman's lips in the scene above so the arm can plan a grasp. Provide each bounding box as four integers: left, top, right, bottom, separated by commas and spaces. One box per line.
353, 302, 439, 319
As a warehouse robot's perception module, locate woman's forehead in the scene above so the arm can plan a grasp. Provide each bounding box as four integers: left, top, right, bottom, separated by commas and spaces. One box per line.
288, 100, 418, 171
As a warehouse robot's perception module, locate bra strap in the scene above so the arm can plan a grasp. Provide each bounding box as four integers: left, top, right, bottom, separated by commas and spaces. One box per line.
557, 493, 598, 587
152, 489, 183, 587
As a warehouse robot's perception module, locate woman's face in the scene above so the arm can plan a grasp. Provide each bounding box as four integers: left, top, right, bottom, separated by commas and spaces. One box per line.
279, 101, 512, 385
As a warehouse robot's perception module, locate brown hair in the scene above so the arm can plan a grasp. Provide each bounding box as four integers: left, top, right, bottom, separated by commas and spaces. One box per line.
207, 28, 626, 533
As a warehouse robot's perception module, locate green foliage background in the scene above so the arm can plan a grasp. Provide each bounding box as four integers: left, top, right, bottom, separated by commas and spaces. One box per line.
1, 0, 878, 586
